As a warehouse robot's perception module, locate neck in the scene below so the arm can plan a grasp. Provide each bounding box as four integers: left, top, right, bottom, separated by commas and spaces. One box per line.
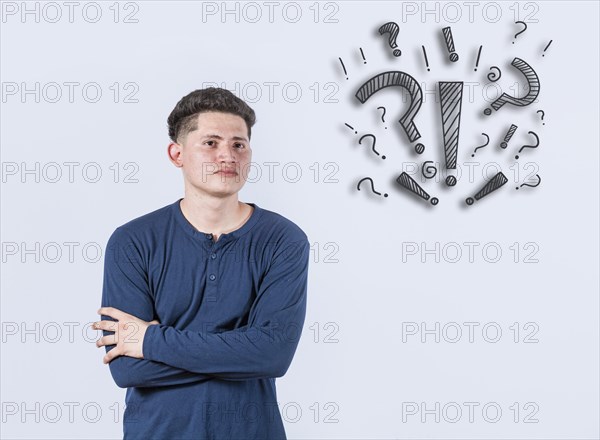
179, 190, 252, 241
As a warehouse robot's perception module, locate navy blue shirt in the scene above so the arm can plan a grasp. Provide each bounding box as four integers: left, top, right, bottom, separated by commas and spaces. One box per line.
100, 198, 310, 439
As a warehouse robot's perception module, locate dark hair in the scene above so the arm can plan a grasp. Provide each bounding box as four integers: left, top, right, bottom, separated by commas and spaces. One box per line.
167, 87, 256, 143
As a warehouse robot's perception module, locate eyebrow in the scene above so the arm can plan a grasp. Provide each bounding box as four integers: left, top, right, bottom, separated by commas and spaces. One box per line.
202, 134, 248, 142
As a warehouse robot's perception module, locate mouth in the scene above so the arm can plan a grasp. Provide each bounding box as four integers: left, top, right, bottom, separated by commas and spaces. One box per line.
215, 169, 238, 176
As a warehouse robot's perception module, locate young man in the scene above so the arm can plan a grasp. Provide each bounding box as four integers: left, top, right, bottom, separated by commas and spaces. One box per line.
93, 88, 310, 439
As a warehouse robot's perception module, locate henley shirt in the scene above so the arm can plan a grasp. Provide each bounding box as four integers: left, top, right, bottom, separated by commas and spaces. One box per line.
100, 198, 310, 439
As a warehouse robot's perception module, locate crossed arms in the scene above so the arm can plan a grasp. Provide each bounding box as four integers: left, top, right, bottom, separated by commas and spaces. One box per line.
93, 227, 309, 389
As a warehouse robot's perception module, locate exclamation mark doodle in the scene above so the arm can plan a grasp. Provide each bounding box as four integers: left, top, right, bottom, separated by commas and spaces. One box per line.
422, 46, 430, 71
438, 81, 464, 186
466, 172, 508, 205
542, 40, 553, 56
339, 57, 348, 80
396, 172, 439, 205
360, 47, 367, 64
474, 45, 482, 71
500, 124, 518, 149
344, 123, 357, 134
442, 27, 459, 62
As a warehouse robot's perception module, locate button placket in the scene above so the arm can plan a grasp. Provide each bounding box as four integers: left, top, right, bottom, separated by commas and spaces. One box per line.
205, 238, 218, 302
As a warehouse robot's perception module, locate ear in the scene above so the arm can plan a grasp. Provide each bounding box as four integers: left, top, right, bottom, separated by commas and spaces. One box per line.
167, 142, 183, 167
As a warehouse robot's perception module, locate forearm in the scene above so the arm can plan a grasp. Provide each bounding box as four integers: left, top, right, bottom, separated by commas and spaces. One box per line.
105, 350, 212, 388
142, 318, 304, 379
101, 322, 213, 388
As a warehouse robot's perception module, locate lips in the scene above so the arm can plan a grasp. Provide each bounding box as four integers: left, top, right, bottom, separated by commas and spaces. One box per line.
216, 169, 238, 175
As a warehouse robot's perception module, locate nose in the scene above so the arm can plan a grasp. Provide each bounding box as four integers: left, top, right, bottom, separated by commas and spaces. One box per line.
216, 144, 237, 162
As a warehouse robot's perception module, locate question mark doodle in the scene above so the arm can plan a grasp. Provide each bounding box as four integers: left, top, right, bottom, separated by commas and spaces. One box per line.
513, 21, 527, 43
377, 106, 387, 129
484, 57, 540, 115
471, 133, 490, 157
516, 174, 541, 190
357, 177, 388, 197
355, 71, 425, 154
487, 66, 501, 82
358, 134, 386, 160
537, 110, 545, 125
515, 131, 540, 159
378, 22, 401, 57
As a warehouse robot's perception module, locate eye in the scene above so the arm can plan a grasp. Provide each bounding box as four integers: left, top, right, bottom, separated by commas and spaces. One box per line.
234, 143, 245, 149
204, 140, 215, 146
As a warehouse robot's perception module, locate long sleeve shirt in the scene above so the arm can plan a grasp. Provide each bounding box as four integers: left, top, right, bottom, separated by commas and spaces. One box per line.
100, 198, 310, 439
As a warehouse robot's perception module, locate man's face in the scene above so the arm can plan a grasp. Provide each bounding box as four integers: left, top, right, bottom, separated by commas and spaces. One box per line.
170, 111, 252, 198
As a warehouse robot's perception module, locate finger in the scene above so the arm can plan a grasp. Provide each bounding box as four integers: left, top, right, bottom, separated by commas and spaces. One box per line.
103, 346, 121, 364
97, 307, 128, 320
91, 320, 118, 332
95, 335, 117, 348
102, 348, 118, 364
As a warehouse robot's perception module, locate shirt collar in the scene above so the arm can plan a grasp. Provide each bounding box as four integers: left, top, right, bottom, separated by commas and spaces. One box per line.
171, 198, 262, 243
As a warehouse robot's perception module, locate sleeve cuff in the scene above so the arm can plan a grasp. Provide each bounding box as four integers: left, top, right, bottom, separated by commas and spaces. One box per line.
142, 323, 160, 360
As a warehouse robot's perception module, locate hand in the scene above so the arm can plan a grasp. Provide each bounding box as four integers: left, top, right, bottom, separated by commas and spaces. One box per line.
92, 307, 160, 364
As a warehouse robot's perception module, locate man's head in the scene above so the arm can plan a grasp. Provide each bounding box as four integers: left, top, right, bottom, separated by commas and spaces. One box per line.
167, 87, 256, 144
167, 88, 256, 200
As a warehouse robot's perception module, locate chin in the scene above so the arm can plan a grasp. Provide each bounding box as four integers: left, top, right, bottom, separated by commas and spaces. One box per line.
200, 184, 246, 198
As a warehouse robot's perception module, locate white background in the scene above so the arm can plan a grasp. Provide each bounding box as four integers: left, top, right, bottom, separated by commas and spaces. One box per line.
1, 1, 599, 438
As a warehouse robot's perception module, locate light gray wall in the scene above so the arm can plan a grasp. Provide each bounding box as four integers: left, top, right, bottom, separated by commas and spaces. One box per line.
1, 1, 598, 438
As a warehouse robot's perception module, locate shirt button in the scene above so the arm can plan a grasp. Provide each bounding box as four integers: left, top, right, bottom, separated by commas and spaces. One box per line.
211, 253, 217, 259
205, 234, 212, 240
209, 274, 216, 281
